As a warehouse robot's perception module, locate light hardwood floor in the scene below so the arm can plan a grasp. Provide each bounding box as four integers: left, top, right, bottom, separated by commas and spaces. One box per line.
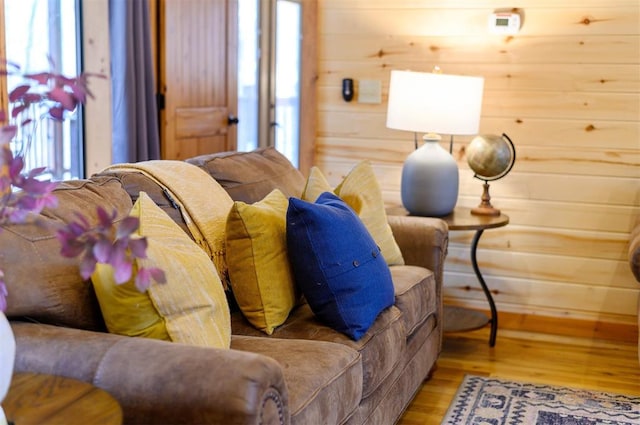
399, 327, 640, 424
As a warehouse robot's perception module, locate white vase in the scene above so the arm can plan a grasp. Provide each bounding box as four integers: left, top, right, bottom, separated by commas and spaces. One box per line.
401, 134, 459, 216
0, 311, 15, 425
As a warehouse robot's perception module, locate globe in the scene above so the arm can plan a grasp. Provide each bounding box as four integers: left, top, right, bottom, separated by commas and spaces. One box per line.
466, 134, 515, 181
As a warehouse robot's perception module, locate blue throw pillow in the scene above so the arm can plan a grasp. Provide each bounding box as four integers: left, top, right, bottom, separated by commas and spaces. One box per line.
286, 192, 395, 340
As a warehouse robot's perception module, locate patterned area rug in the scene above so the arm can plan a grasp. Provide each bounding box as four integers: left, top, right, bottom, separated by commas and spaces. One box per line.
442, 375, 640, 424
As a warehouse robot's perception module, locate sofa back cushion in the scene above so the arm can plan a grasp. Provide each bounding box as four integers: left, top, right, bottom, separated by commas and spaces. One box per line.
2, 176, 133, 330
94, 168, 191, 236
97, 161, 234, 287
185, 147, 306, 203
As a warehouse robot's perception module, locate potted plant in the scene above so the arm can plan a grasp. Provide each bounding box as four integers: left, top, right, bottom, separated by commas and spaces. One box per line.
0, 61, 164, 417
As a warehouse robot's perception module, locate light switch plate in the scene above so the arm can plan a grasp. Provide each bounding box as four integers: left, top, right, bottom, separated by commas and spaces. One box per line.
358, 79, 382, 104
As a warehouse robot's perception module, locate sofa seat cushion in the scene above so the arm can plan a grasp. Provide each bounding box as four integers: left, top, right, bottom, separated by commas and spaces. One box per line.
186, 147, 306, 204
232, 335, 362, 425
390, 265, 437, 338
232, 302, 405, 399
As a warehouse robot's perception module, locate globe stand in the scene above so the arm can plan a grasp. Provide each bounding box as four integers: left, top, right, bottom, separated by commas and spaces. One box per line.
466, 133, 516, 217
471, 182, 501, 216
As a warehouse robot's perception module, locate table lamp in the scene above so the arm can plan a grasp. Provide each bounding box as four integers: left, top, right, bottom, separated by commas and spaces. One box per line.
386, 69, 484, 216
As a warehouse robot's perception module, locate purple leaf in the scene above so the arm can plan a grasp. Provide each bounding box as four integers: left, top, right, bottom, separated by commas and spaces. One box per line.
110, 245, 128, 270
8, 155, 23, 178
15, 196, 41, 214
58, 238, 86, 258
19, 175, 53, 192
9, 85, 31, 102
93, 238, 113, 263
68, 82, 88, 104
67, 214, 90, 234
56, 228, 76, 245
79, 254, 97, 280
113, 260, 133, 284
23, 93, 42, 103
23, 164, 44, 178
96, 207, 116, 229
48, 106, 64, 121
48, 87, 77, 111
7, 208, 29, 223
134, 268, 152, 291
61, 76, 90, 103
54, 74, 75, 86
24, 72, 50, 85
117, 216, 140, 239
149, 267, 166, 284
135, 267, 166, 292
18, 197, 48, 216
42, 193, 58, 209
129, 237, 148, 258
11, 105, 27, 119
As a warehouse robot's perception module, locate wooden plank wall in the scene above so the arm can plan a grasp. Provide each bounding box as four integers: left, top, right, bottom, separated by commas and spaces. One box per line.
315, 0, 640, 338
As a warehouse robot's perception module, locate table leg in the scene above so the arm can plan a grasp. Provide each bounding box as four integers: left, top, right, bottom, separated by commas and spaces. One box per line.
470, 229, 498, 347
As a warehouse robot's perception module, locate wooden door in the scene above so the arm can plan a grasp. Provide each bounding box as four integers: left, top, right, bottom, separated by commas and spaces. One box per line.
159, 0, 238, 160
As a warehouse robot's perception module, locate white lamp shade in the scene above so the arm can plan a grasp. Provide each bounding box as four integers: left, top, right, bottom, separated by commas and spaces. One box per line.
386, 70, 484, 135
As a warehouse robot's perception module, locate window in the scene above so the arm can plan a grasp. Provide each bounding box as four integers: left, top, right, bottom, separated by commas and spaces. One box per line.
237, 0, 259, 154
1, 0, 83, 180
274, 0, 301, 165
237, 0, 302, 167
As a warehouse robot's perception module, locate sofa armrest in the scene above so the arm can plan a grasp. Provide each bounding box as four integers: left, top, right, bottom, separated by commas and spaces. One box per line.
11, 322, 289, 425
387, 214, 448, 349
387, 215, 449, 289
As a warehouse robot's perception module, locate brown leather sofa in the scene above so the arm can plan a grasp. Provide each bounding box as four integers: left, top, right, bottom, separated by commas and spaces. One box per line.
629, 219, 640, 363
3, 148, 448, 424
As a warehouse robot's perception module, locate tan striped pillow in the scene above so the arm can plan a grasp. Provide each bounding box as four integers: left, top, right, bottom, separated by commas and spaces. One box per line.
92, 192, 231, 348
302, 161, 405, 266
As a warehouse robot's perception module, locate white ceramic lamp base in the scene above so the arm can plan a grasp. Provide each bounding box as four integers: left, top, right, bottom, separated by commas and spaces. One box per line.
401, 135, 459, 217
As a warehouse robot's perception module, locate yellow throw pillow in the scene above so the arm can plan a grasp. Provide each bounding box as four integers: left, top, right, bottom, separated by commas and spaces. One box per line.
92, 192, 231, 349
303, 162, 405, 265
225, 189, 298, 334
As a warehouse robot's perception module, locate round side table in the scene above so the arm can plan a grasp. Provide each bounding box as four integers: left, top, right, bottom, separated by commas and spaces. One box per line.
387, 205, 509, 347
2, 373, 122, 425
440, 207, 509, 347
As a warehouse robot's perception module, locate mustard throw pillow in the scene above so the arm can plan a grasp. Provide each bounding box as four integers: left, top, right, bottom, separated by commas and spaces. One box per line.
92, 192, 231, 349
302, 162, 405, 265
225, 189, 298, 334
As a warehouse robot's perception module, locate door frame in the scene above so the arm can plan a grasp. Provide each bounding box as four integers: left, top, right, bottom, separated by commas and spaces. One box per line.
150, 0, 314, 170
298, 0, 316, 175
245, 0, 316, 173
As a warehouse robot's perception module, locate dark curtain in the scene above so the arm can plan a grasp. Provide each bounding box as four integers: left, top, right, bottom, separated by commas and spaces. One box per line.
109, 0, 160, 163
